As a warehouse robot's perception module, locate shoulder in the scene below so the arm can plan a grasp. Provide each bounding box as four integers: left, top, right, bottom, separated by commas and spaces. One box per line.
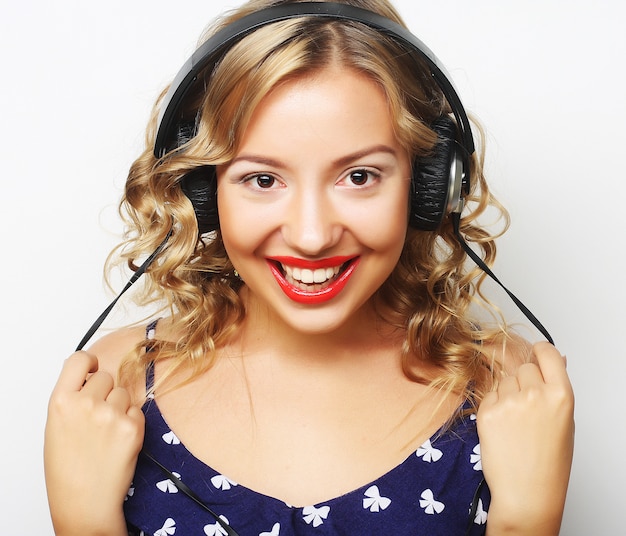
86, 325, 148, 378
86, 317, 180, 377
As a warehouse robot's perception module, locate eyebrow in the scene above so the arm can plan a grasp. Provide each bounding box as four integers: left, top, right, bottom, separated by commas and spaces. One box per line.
228, 144, 400, 169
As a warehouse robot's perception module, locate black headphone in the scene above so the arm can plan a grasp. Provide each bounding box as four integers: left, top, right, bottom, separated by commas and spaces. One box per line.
154, 1, 473, 234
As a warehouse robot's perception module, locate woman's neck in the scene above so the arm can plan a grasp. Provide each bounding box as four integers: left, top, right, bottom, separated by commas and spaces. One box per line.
234, 290, 406, 369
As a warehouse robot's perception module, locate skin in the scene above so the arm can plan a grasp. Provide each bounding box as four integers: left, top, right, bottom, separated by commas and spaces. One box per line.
216, 67, 412, 337
44, 67, 574, 535
44, 335, 145, 536
478, 342, 574, 534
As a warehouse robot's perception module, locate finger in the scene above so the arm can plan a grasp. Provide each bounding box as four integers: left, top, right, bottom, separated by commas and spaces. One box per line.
52, 352, 99, 393
127, 404, 145, 423
497, 374, 520, 396
477, 390, 498, 419
516, 362, 544, 388
106, 387, 132, 412
532, 342, 569, 386
81, 370, 115, 398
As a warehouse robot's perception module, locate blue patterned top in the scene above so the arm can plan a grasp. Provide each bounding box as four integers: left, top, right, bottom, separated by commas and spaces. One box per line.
124, 325, 490, 535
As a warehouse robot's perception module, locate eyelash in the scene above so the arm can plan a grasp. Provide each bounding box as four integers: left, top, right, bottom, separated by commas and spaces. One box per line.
239, 168, 382, 190
342, 168, 381, 187
241, 174, 280, 189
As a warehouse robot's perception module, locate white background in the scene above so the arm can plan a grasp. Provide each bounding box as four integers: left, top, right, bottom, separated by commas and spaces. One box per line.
2, 0, 624, 534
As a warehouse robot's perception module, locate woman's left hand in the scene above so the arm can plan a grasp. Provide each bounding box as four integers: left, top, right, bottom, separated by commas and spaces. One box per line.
477, 341, 575, 536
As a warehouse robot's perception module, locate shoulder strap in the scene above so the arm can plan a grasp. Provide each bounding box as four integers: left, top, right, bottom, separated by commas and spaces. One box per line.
144, 319, 160, 392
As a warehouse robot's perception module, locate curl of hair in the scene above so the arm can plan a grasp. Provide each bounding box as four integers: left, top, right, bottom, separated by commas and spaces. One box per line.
111, 0, 511, 403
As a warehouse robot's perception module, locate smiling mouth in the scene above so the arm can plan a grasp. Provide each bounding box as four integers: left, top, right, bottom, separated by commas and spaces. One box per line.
267, 256, 359, 304
281, 262, 344, 290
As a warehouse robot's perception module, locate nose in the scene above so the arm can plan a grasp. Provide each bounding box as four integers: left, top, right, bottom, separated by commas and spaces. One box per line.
281, 185, 341, 256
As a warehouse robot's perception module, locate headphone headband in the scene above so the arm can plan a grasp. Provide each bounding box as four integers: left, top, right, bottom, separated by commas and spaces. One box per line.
153, 2, 475, 158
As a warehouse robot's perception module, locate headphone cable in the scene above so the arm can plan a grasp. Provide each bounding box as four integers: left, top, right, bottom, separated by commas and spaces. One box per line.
451, 212, 554, 345
140, 450, 241, 536
75, 227, 173, 351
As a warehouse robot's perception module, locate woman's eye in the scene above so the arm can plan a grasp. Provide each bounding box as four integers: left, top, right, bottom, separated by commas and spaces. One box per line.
248, 174, 276, 188
346, 169, 378, 186
350, 170, 368, 185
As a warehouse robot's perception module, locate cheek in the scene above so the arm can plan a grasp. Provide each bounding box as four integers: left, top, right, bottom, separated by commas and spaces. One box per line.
352, 186, 410, 253
217, 189, 247, 257
217, 187, 277, 260
361, 216, 408, 257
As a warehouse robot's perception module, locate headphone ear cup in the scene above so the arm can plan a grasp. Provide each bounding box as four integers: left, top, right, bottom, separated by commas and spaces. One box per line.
409, 116, 463, 231
180, 166, 219, 234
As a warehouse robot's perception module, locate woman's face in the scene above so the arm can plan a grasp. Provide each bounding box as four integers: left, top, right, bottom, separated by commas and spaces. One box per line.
217, 66, 411, 335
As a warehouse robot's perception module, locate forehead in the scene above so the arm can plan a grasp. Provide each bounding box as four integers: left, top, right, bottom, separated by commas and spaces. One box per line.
235, 67, 400, 159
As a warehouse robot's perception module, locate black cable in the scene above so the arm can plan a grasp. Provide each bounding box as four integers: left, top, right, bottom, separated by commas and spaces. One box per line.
75, 227, 173, 351
451, 213, 554, 345
140, 450, 241, 536
465, 478, 487, 536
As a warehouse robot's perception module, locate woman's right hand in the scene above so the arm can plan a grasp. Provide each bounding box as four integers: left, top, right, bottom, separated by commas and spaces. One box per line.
44, 351, 145, 535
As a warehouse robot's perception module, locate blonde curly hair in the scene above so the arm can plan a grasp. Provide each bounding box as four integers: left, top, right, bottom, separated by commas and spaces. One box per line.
112, 0, 511, 406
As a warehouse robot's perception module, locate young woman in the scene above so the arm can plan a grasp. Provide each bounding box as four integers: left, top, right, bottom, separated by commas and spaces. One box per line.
44, 1, 574, 534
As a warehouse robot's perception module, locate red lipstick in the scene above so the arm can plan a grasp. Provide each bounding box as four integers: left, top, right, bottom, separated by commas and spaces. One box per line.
267, 256, 360, 305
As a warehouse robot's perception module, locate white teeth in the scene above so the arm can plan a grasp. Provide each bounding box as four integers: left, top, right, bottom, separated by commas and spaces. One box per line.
280, 263, 343, 285
313, 268, 328, 283
301, 269, 314, 284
